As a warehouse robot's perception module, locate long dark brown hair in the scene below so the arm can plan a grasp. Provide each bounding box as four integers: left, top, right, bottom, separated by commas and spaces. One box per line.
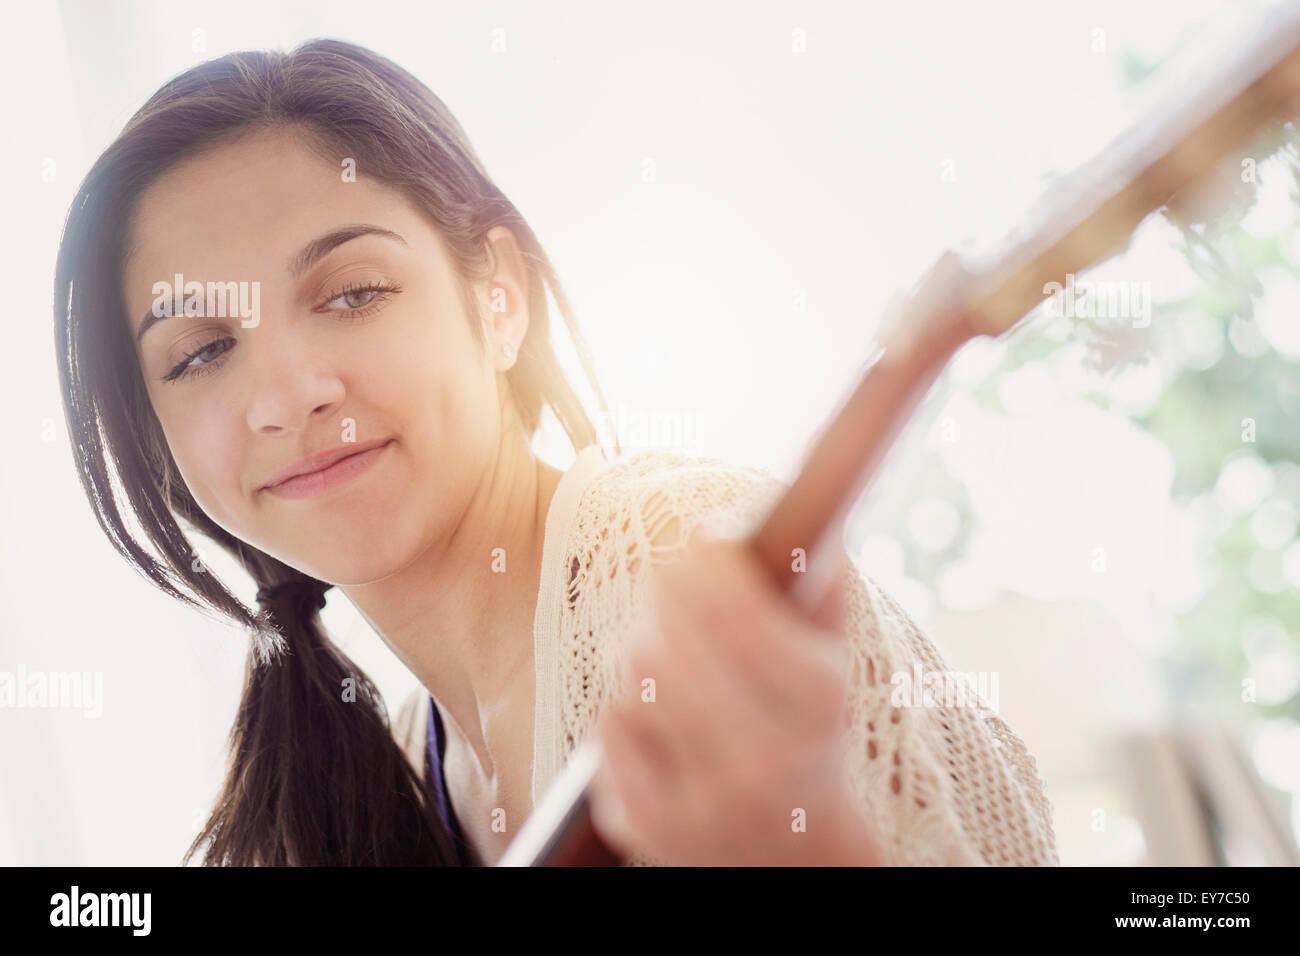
53, 38, 620, 865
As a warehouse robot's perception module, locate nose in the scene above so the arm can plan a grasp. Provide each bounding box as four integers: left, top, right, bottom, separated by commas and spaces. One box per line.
243, 320, 346, 435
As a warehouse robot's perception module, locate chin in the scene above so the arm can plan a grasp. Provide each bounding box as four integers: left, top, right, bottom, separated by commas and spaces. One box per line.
301, 504, 432, 586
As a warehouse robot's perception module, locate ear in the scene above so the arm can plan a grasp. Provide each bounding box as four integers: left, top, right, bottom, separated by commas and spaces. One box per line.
481, 225, 530, 372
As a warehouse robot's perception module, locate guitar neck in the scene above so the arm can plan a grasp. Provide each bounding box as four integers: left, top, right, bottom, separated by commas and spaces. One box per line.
751, 304, 978, 609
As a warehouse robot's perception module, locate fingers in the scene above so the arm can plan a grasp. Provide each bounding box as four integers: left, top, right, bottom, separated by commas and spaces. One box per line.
625, 566, 780, 786
593, 536, 861, 866
653, 541, 851, 742
589, 724, 656, 858
804, 549, 851, 635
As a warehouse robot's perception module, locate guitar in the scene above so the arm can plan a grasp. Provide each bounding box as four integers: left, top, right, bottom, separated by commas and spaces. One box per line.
498, 1, 1300, 866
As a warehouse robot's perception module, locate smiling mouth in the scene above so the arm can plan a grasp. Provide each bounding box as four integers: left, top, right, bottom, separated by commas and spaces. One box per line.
261, 439, 394, 500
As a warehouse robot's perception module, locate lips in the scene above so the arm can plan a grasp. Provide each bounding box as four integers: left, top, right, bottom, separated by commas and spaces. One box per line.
260, 438, 392, 490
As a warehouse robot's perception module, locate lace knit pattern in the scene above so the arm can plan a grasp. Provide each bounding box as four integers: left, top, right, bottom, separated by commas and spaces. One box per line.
550, 449, 1059, 867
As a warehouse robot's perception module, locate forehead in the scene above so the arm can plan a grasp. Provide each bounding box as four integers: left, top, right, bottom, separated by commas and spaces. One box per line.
122, 127, 427, 293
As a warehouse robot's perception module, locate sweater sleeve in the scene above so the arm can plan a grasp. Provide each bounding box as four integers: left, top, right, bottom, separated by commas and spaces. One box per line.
833, 552, 1059, 865
561, 450, 1058, 866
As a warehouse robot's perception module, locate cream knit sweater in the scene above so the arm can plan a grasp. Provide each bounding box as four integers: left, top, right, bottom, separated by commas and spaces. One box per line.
391, 444, 1059, 866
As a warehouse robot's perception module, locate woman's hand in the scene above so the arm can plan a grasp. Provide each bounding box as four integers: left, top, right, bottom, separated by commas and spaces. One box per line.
588, 535, 884, 866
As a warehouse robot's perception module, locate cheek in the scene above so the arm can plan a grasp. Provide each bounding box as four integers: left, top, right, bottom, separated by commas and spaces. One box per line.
157, 406, 248, 534
372, 309, 500, 453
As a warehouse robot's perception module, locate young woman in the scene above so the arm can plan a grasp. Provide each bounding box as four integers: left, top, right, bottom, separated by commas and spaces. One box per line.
54, 39, 1058, 866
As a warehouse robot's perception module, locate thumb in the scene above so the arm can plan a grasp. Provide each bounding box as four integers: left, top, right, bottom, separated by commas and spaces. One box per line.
588, 743, 639, 858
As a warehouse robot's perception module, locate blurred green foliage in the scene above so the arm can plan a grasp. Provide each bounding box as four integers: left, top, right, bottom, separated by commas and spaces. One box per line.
866, 115, 1300, 727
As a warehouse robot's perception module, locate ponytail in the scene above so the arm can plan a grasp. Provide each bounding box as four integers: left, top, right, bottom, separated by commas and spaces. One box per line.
182, 575, 463, 866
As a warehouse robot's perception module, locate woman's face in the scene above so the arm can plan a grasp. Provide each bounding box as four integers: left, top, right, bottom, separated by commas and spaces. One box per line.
121, 126, 523, 585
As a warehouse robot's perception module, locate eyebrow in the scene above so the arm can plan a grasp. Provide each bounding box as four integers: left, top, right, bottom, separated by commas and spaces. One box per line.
134, 224, 408, 344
